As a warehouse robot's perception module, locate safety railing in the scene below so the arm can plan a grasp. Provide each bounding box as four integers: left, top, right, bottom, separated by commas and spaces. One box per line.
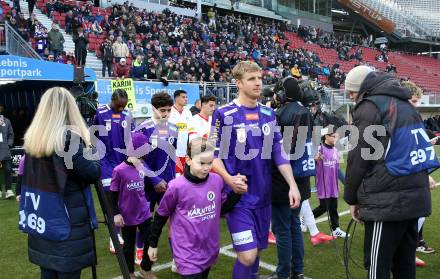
200, 82, 238, 104
4, 21, 42, 60
0, 23, 5, 52
426, 93, 440, 105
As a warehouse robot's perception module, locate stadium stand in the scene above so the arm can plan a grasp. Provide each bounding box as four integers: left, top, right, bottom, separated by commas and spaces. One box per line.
2, 0, 439, 94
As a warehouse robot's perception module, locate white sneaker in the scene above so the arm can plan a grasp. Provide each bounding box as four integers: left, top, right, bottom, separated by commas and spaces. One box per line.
118, 233, 124, 245
300, 216, 307, 233
332, 227, 349, 238
171, 259, 177, 273
5, 190, 15, 199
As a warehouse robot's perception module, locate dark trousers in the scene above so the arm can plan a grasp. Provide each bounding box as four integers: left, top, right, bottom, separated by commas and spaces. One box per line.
181, 267, 211, 279
75, 49, 87, 66
1, 159, 12, 191
13, 0, 20, 12
364, 219, 418, 279
271, 203, 304, 278
312, 198, 339, 230
28, 0, 36, 14
40, 267, 81, 279
121, 218, 153, 273
102, 60, 112, 77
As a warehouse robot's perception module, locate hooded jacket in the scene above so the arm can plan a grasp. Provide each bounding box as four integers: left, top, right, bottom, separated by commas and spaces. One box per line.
0, 115, 14, 161
25, 140, 101, 272
272, 101, 315, 204
344, 72, 433, 222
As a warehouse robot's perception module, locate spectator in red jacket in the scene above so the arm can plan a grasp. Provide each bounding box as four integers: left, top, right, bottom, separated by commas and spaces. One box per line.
113, 58, 131, 78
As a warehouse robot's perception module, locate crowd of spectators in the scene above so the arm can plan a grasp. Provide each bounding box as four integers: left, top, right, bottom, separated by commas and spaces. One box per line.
425, 115, 440, 132
2, 0, 399, 90
45, 0, 340, 83
1, 4, 77, 64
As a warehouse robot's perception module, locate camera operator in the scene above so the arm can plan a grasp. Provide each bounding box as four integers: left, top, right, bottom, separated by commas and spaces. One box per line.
261, 85, 275, 108
268, 77, 316, 279
19, 87, 100, 279
344, 66, 440, 279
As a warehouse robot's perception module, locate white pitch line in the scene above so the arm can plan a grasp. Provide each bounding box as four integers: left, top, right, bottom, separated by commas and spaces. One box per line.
112, 210, 350, 278
112, 262, 172, 279
216, 210, 351, 277
219, 245, 277, 272
315, 210, 350, 224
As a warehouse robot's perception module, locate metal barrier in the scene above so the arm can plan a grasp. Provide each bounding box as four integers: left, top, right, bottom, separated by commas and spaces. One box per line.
4, 22, 42, 60
200, 82, 238, 104
427, 94, 440, 105
0, 24, 5, 52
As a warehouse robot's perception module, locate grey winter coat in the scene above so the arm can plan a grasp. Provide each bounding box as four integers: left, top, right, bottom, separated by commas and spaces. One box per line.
0, 115, 14, 161
47, 29, 65, 51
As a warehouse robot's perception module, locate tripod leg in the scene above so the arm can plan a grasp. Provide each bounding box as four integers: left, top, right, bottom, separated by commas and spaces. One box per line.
94, 181, 131, 279
91, 228, 97, 279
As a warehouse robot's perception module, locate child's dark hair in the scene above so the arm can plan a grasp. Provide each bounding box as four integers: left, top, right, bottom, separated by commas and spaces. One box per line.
111, 89, 128, 101
321, 125, 336, 142
151, 92, 174, 109
173, 89, 187, 99
201, 95, 216, 104
187, 137, 215, 159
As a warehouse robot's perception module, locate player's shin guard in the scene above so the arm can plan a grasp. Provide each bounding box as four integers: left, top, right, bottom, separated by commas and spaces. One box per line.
233, 259, 252, 279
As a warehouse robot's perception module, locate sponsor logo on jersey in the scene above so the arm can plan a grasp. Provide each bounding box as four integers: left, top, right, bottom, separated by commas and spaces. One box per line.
187, 202, 216, 219
245, 113, 259, 121
176, 123, 187, 131
231, 230, 254, 246
260, 107, 271, 116
127, 180, 144, 191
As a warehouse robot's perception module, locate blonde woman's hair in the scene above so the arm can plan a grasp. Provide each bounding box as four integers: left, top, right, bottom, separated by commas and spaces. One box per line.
24, 87, 91, 157
232, 61, 261, 80
401, 81, 423, 98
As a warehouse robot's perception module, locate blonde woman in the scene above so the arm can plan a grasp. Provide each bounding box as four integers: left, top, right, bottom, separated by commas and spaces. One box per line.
19, 87, 100, 279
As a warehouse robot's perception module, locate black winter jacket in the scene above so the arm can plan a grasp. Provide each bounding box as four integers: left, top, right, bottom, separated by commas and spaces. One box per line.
272, 102, 315, 204
27, 142, 101, 272
344, 73, 431, 222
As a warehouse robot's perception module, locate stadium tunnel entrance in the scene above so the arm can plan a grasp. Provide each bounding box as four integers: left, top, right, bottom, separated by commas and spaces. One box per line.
0, 55, 97, 147
0, 80, 95, 146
